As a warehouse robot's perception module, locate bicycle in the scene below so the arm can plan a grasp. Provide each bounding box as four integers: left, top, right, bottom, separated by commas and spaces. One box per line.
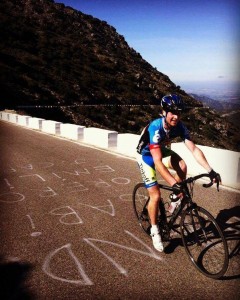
132, 173, 229, 279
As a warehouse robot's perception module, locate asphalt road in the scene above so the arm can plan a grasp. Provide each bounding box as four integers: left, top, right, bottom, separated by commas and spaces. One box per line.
0, 121, 239, 300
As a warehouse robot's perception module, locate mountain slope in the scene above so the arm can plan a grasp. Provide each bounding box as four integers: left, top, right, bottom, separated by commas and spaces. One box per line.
0, 0, 239, 151
189, 93, 240, 112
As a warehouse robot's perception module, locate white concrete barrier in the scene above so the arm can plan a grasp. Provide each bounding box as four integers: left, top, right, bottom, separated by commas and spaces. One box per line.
83, 127, 118, 149
42, 120, 61, 135
171, 142, 240, 190
1, 112, 9, 121
117, 133, 140, 157
9, 113, 18, 123
28, 117, 45, 130
18, 115, 31, 126
60, 123, 85, 141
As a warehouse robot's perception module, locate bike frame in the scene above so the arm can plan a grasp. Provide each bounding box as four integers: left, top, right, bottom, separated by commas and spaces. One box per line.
158, 173, 211, 231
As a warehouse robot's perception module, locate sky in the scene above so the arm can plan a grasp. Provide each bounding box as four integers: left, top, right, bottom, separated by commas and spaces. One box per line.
58, 0, 239, 94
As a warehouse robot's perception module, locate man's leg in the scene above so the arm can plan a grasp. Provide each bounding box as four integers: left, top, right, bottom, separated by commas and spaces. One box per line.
147, 185, 161, 225
136, 153, 164, 252
147, 185, 164, 252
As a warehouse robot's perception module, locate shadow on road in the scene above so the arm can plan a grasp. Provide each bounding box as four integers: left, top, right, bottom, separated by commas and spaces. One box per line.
163, 237, 182, 254
215, 206, 240, 280
0, 256, 34, 299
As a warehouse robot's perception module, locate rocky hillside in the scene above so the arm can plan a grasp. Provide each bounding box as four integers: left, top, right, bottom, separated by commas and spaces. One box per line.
0, 0, 239, 151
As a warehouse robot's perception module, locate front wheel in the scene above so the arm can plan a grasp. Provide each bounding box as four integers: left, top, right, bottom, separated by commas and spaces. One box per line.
132, 183, 169, 240
180, 206, 229, 279
132, 183, 151, 235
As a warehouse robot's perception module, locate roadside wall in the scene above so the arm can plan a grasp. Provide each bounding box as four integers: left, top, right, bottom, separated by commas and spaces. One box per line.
1, 110, 239, 190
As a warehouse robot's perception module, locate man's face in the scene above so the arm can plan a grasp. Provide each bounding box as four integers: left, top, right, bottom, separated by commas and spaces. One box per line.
165, 110, 181, 127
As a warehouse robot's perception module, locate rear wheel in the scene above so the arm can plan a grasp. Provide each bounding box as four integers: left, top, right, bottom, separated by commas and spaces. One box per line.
180, 206, 229, 279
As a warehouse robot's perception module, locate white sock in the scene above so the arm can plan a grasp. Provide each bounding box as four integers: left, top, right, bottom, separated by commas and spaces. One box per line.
151, 225, 159, 234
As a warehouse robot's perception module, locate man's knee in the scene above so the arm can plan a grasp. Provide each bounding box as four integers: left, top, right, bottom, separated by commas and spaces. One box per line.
171, 154, 187, 172
148, 187, 161, 203
179, 159, 187, 173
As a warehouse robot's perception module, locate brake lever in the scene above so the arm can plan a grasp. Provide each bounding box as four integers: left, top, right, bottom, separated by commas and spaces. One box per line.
216, 180, 220, 192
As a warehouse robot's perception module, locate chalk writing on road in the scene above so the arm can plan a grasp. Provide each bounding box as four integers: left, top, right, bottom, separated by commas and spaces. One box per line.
78, 199, 115, 216
118, 194, 132, 202
20, 173, 46, 182
28, 186, 58, 197
1, 160, 140, 286
42, 230, 162, 285
42, 243, 93, 285
62, 181, 89, 192
111, 177, 130, 185
49, 206, 83, 225
26, 214, 42, 237
0, 192, 25, 203
84, 230, 162, 276
4, 178, 14, 190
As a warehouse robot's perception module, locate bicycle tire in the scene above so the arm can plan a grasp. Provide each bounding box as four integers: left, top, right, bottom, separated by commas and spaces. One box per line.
132, 183, 151, 236
180, 206, 229, 279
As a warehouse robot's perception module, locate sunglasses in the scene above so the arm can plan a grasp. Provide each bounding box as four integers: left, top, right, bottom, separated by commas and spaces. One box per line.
167, 110, 182, 115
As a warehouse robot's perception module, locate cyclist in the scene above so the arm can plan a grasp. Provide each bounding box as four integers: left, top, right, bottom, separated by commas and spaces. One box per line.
136, 94, 221, 252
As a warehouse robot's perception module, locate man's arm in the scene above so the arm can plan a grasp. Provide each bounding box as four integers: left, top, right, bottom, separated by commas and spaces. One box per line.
184, 139, 212, 172
150, 147, 177, 186
185, 139, 222, 187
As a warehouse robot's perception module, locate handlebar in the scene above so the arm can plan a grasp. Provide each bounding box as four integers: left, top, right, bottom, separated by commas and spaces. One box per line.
184, 173, 219, 191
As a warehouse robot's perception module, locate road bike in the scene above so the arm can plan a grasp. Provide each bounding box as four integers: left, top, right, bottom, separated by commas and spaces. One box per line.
132, 173, 229, 279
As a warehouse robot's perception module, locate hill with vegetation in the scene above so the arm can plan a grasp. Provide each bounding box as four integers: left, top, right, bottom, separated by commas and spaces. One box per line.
0, 0, 239, 151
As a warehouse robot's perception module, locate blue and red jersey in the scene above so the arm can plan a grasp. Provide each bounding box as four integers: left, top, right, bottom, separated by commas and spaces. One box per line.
137, 117, 191, 156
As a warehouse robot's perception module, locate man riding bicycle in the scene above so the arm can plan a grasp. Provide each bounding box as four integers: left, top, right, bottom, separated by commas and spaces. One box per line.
136, 94, 221, 252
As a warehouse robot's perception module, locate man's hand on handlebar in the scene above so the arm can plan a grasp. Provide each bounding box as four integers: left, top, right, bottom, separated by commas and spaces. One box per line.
209, 169, 221, 191
172, 182, 184, 199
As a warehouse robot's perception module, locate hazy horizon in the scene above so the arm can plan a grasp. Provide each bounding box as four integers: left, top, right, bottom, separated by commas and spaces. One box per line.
177, 79, 239, 94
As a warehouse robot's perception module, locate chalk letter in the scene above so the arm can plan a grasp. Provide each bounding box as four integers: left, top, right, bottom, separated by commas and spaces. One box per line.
84, 230, 162, 276
42, 244, 93, 285
49, 206, 83, 225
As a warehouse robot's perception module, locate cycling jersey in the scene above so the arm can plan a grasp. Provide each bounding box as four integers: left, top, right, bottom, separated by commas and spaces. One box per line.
137, 117, 191, 156
136, 117, 191, 188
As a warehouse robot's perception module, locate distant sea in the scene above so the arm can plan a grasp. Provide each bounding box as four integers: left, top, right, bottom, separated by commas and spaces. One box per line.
177, 81, 240, 102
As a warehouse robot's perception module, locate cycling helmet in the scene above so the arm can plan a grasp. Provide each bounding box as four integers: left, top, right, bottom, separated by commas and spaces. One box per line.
161, 94, 184, 112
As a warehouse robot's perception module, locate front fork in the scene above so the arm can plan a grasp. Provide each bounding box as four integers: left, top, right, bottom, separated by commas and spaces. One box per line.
188, 204, 208, 245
